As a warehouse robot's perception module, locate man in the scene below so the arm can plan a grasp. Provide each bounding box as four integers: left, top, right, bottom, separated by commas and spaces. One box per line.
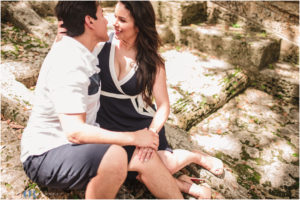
21, 2, 183, 199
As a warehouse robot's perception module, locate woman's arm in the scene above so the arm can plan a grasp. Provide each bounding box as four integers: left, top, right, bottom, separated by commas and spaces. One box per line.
149, 65, 170, 133
59, 113, 159, 150
137, 65, 170, 162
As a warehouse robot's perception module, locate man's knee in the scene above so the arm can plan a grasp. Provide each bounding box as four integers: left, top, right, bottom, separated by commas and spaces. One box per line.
98, 145, 128, 180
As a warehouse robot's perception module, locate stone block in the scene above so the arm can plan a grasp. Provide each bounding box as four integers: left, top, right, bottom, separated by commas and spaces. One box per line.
5, 1, 56, 45
157, 24, 175, 43
180, 24, 281, 71
156, 1, 207, 42
28, 1, 57, 17
253, 62, 299, 104
1, 62, 40, 88
163, 49, 249, 131
1, 67, 33, 126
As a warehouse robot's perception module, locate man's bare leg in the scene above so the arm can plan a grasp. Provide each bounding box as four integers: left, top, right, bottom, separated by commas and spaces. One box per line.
129, 149, 183, 199
85, 145, 128, 199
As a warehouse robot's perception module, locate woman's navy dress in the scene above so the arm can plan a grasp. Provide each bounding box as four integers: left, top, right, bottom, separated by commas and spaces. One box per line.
96, 33, 172, 179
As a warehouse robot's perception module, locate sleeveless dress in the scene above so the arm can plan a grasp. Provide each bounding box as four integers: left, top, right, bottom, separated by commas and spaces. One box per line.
96, 33, 172, 179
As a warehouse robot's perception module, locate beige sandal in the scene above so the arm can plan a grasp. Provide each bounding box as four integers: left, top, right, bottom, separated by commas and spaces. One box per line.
192, 150, 224, 176
178, 175, 225, 199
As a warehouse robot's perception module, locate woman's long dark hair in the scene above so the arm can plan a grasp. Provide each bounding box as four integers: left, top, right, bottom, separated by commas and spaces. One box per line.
120, 1, 164, 106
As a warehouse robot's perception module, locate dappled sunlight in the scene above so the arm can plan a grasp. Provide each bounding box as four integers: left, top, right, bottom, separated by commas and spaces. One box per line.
163, 49, 233, 96
189, 87, 299, 194
196, 26, 223, 36
191, 134, 242, 159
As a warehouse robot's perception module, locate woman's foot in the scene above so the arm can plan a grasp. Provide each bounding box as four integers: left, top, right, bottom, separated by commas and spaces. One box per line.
178, 175, 225, 199
192, 150, 224, 176
178, 175, 211, 199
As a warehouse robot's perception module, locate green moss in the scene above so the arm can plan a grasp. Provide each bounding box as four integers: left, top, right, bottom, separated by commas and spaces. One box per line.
249, 189, 260, 199
234, 164, 261, 189
240, 146, 251, 161
254, 158, 269, 165
262, 181, 272, 187
215, 151, 237, 168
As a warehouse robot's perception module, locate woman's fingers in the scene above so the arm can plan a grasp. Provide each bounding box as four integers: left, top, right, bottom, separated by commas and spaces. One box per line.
138, 147, 154, 162
55, 21, 67, 42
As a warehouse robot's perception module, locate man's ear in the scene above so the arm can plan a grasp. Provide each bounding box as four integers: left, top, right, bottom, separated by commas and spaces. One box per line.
85, 15, 94, 29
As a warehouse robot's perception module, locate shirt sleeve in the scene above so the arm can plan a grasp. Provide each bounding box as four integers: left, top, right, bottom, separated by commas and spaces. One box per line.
47, 63, 90, 114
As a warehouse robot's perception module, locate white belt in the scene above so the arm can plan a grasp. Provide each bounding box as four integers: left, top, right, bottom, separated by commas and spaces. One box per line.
101, 91, 155, 117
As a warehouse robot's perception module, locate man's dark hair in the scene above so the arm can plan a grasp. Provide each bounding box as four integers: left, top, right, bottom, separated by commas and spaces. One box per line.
55, 1, 99, 37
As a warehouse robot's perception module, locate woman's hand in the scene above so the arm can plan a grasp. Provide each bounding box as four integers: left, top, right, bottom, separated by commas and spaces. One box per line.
134, 128, 159, 150
55, 21, 67, 42
137, 147, 155, 162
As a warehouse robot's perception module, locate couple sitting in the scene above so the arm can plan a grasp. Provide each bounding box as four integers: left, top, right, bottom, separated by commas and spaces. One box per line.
20, 1, 224, 199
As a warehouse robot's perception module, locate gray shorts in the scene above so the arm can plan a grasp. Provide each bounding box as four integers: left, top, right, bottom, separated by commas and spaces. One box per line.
23, 143, 111, 190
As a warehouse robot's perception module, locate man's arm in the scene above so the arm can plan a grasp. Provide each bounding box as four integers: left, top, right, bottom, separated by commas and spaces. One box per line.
59, 113, 159, 150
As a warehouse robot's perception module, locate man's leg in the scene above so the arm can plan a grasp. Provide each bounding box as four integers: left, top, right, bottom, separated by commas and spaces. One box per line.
128, 149, 183, 199
85, 145, 128, 199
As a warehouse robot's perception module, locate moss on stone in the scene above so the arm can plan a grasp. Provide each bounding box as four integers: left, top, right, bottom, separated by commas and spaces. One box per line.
234, 164, 261, 189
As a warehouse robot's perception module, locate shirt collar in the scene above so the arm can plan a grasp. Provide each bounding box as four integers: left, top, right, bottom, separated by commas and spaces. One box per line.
61, 36, 99, 66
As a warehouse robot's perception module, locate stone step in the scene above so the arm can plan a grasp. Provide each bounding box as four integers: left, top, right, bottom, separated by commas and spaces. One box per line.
251, 61, 299, 104
153, 1, 207, 26
1, 66, 33, 126
153, 1, 207, 43
188, 87, 299, 199
1, 62, 39, 88
162, 48, 249, 131
3, 1, 56, 45
180, 23, 281, 72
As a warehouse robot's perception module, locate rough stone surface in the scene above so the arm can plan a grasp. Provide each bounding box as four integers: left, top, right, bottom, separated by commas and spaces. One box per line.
190, 88, 299, 199
4, 1, 56, 45
28, 1, 57, 17
163, 48, 249, 130
180, 24, 281, 71
1, 67, 33, 126
253, 61, 299, 104
1, 62, 40, 88
211, 1, 299, 64
155, 1, 207, 42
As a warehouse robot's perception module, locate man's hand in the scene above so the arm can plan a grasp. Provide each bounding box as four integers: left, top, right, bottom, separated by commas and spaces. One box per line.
55, 21, 67, 42
134, 128, 159, 150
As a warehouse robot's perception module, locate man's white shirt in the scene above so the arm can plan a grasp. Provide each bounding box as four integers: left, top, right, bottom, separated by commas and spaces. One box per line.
21, 36, 103, 162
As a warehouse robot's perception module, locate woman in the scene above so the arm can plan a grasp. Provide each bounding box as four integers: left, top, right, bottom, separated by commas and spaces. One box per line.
95, 1, 224, 198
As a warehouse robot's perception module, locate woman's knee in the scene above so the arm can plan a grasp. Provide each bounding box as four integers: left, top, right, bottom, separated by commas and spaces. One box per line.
98, 145, 128, 178
130, 150, 160, 173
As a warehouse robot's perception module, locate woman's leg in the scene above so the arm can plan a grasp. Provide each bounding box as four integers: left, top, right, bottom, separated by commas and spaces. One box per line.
157, 149, 223, 199
128, 148, 183, 199
157, 149, 223, 175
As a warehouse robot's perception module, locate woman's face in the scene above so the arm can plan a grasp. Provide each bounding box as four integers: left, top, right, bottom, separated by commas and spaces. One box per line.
113, 2, 139, 42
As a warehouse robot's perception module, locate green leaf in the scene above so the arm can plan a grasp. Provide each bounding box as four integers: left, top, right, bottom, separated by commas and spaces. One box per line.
292, 153, 298, 157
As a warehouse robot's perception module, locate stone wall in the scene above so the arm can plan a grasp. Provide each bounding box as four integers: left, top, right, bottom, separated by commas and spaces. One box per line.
208, 1, 299, 64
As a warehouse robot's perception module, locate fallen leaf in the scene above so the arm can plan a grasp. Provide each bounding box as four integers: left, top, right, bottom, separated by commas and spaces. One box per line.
237, 104, 243, 109
6, 119, 11, 124
9, 123, 24, 129
216, 129, 222, 134
250, 185, 256, 190
17, 134, 22, 140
